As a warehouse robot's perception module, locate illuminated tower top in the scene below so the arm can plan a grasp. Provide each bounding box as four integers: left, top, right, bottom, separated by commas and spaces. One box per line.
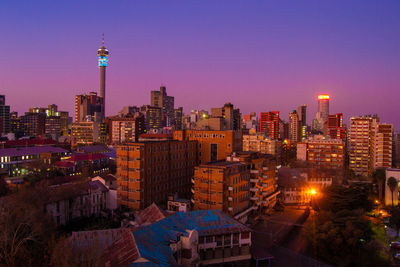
97, 34, 109, 67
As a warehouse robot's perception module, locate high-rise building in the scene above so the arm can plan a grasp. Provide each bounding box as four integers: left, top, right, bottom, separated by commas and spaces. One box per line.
210, 102, 242, 131
116, 140, 198, 210
10, 112, 21, 136
140, 105, 163, 131
314, 95, 330, 132
97, 34, 109, 119
0, 95, 10, 134
288, 110, 299, 144
173, 107, 183, 130
260, 111, 279, 139
108, 115, 145, 144
30, 104, 70, 137
325, 113, 346, 140
75, 92, 103, 122
297, 135, 345, 169
348, 116, 374, 176
297, 105, 307, 140
243, 112, 258, 131
372, 123, 393, 170
192, 161, 250, 216
20, 112, 46, 137
151, 86, 174, 127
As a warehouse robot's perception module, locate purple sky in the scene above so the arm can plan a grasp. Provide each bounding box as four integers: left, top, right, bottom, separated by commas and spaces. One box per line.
1, 1, 399, 130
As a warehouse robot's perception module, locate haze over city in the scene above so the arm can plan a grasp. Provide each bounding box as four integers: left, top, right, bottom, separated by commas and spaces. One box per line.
1, 1, 400, 129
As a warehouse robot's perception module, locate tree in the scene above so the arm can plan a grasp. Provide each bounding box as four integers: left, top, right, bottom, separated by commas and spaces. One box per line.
389, 207, 400, 238
387, 177, 397, 207
373, 168, 386, 201
0, 185, 55, 266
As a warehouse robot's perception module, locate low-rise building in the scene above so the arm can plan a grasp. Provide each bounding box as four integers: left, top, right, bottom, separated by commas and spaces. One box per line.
44, 180, 109, 226
242, 129, 281, 156
100, 209, 252, 266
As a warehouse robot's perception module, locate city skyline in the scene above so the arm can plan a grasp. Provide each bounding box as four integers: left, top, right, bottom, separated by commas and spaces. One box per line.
1, 1, 399, 129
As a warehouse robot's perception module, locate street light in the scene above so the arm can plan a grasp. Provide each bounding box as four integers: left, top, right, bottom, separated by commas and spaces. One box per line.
311, 189, 317, 195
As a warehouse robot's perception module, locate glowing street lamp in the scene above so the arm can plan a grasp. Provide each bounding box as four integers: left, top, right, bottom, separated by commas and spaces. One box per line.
311, 189, 317, 195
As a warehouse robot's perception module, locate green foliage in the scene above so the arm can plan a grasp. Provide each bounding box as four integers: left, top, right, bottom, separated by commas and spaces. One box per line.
315, 184, 372, 213
305, 185, 392, 266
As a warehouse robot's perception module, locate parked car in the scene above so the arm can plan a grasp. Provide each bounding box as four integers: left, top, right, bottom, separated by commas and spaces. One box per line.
390, 242, 400, 249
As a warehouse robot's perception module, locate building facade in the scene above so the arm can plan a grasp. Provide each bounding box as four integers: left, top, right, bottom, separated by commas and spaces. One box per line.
0, 95, 10, 134
173, 130, 243, 163
116, 140, 198, 210
297, 135, 344, 169
192, 161, 250, 216
260, 111, 279, 139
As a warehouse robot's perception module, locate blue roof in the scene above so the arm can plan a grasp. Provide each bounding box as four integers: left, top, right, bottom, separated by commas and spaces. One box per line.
131, 210, 250, 266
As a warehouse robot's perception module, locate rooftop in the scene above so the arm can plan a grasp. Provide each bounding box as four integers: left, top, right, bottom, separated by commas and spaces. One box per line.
0, 146, 68, 157
200, 160, 244, 167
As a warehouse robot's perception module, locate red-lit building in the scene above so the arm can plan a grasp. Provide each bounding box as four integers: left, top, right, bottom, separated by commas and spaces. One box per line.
325, 113, 346, 141
260, 111, 279, 140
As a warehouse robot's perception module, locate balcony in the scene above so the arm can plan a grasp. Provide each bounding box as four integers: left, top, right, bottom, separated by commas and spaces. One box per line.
191, 188, 195, 194
262, 167, 269, 171
262, 183, 268, 187
191, 178, 195, 183
250, 170, 259, 174
250, 196, 259, 201
228, 186, 233, 191
228, 207, 233, 212
228, 196, 233, 201
250, 178, 258, 183
250, 187, 258, 192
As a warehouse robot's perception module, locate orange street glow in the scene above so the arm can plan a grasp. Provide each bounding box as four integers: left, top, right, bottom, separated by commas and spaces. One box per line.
311, 189, 317, 195
318, 94, 330, 100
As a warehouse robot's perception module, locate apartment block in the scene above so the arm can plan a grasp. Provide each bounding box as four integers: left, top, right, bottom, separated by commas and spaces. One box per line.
116, 140, 198, 210
372, 123, 393, 169
260, 111, 279, 139
108, 115, 145, 144
297, 135, 344, 169
242, 129, 280, 156
192, 161, 250, 217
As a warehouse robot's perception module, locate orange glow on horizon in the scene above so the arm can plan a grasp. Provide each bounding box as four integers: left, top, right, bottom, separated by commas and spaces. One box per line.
318, 94, 330, 100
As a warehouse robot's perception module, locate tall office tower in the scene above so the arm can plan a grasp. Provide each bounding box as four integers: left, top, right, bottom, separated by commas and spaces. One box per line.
10, 112, 22, 136
140, 105, 163, 131
325, 113, 346, 140
260, 111, 279, 139
349, 116, 374, 176
151, 86, 174, 127
75, 92, 103, 122
297, 105, 307, 141
173, 107, 183, 130
288, 110, 299, 144
0, 95, 10, 134
45, 116, 62, 139
116, 140, 198, 210
97, 34, 109, 120
314, 95, 330, 132
372, 122, 393, 170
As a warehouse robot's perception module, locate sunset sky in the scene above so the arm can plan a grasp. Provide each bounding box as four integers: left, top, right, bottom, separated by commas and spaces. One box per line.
1, 1, 399, 129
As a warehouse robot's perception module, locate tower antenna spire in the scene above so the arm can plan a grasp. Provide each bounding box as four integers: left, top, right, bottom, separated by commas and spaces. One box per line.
102, 33, 105, 45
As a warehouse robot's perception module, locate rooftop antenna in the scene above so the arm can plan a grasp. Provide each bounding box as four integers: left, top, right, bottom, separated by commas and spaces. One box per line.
102, 33, 105, 45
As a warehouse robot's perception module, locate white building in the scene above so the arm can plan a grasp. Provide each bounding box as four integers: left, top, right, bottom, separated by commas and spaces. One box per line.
385, 168, 400, 206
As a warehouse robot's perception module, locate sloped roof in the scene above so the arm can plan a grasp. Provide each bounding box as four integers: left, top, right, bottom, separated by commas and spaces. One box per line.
135, 203, 166, 225
100, 229, 142, 267
71, 228, 125, 252
67, 153, 108, 162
